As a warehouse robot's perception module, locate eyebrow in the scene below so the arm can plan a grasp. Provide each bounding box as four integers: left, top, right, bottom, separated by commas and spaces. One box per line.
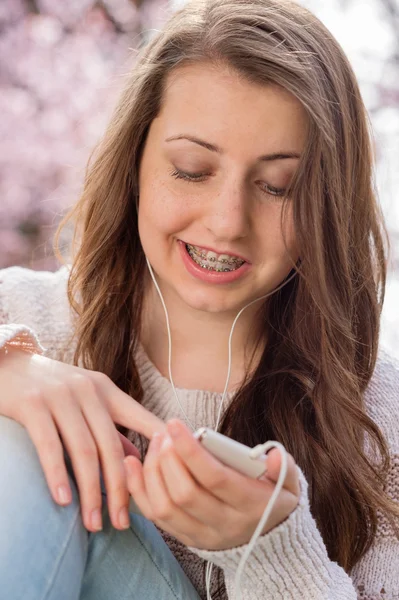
165, 134, 301, 162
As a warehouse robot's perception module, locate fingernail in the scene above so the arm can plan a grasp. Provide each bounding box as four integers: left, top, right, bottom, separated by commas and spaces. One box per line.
119, 506, 130, 529
91, 508, 103, 531
167, 420, 181, 438
57, 485, 71, 505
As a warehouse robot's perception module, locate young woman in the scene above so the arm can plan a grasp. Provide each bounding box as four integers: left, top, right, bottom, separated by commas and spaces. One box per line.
0, 0, 398, 598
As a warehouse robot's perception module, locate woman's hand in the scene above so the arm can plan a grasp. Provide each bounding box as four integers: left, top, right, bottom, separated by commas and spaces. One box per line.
124, 419, 300, 550
0, 347, 165, 533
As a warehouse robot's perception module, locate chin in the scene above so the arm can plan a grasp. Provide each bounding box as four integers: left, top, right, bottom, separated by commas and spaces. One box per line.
175, 283, 253, 315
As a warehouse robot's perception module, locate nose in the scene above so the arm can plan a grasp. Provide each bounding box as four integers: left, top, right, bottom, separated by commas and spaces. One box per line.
203, 178, 250, 242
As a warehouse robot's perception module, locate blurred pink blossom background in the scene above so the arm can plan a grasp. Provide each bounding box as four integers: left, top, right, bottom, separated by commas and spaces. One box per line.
1, 0, 399, 358
0, 0, 169, 269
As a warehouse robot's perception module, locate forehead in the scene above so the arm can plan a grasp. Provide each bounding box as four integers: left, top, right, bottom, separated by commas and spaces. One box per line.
156, 61, 308, 154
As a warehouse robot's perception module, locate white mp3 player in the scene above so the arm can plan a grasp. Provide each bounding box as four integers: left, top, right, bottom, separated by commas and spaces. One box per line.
194, 427, 268, 479
128, 428, 268, 515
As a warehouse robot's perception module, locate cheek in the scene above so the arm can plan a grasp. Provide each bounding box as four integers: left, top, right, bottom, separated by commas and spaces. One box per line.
138, 152, 174, 231
139, 162, 207, 244
139, 183, 200, 253
258, 207, 299, 265
138, 179, 190, 238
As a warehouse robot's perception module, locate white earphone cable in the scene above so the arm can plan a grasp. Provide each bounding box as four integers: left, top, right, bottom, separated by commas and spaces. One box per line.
146, 259, 196, 431
145, 256, 295, 599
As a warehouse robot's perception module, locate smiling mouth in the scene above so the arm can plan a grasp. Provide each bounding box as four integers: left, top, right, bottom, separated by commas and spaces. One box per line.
185, 243, 246, 272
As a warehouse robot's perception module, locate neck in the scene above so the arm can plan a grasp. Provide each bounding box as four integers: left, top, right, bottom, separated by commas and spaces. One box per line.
140, 279, 266, 393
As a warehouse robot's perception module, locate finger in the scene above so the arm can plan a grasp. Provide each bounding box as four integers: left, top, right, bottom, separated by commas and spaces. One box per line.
141, 434, 205, 535
124, 456, 154, 520
158, 436, 227, 527
166, 420, 284, 509
262, 448, 300, 497
90, 372, 166, 440
19, 390, 73, 507
72, 375, 132, 531
166, 419, 254, 505
142, 433, 190, 522
48, 388, 103, 533
124, 456, 196, 547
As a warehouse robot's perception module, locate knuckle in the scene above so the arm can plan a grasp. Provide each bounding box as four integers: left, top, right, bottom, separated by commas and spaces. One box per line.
83, 477, 102, 498
207, 467, 228, 490
105, 436, 125, 460
78, 441, 98, 461
109, 478, 128, 499
41, 437, 62, 458
69, 373, 96, 395
173, 486, 195, 508
17, 389, 46, 421
79, 480, 102, 506
143, 460, 156, 477
21, 387, 44, 407
47, 380, 71, 396
154, 502, 173, 521
106, 445, 125, 465
90, 371, 110, 386
102, 466, 127, 496
184, 443, 201, 461
51, 462, 68, 482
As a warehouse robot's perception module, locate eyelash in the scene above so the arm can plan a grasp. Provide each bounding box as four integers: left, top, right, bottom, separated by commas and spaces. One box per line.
169, 168, 287, 198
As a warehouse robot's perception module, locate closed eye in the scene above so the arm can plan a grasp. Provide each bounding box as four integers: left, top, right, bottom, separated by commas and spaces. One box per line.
257, 181, 286, 197
169, 168, 287, 198
170, 168, 209, 182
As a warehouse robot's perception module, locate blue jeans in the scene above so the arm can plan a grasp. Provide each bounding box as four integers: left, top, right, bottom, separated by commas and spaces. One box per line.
0, 416, 201, 600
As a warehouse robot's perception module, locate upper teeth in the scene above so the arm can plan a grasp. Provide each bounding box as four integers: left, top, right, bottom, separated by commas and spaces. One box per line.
187, 244, 245, 265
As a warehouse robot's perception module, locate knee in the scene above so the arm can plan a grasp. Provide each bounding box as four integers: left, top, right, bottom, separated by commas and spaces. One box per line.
0, 417, 88, 597
0, 415, 38, 459
0, 415, 50, 488
0, 415, 79, 519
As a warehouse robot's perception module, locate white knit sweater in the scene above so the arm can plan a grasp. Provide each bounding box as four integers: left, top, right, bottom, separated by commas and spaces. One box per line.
0, 264, 398, 600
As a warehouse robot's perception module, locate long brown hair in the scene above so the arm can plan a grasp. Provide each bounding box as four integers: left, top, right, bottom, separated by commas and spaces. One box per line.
55, 0, 399, 580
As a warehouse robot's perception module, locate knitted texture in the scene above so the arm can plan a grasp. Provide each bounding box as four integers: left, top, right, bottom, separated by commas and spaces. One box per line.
0, 265, 398, 599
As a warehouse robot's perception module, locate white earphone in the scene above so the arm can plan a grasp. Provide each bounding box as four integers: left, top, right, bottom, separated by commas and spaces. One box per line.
144, 255, 296, 600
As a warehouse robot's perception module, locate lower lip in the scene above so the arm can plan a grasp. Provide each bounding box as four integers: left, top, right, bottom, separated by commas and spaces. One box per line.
178, 240, 251, 284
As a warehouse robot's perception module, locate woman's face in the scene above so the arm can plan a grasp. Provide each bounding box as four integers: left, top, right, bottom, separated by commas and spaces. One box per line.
138, 62, 307, 315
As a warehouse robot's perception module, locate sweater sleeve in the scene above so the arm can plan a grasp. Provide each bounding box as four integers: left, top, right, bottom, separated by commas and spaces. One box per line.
189, 467, 358, 600
0, 265, 71, 358
0, 274, 47, 356
189, 352, 399, 600
0, 323, 47, 355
